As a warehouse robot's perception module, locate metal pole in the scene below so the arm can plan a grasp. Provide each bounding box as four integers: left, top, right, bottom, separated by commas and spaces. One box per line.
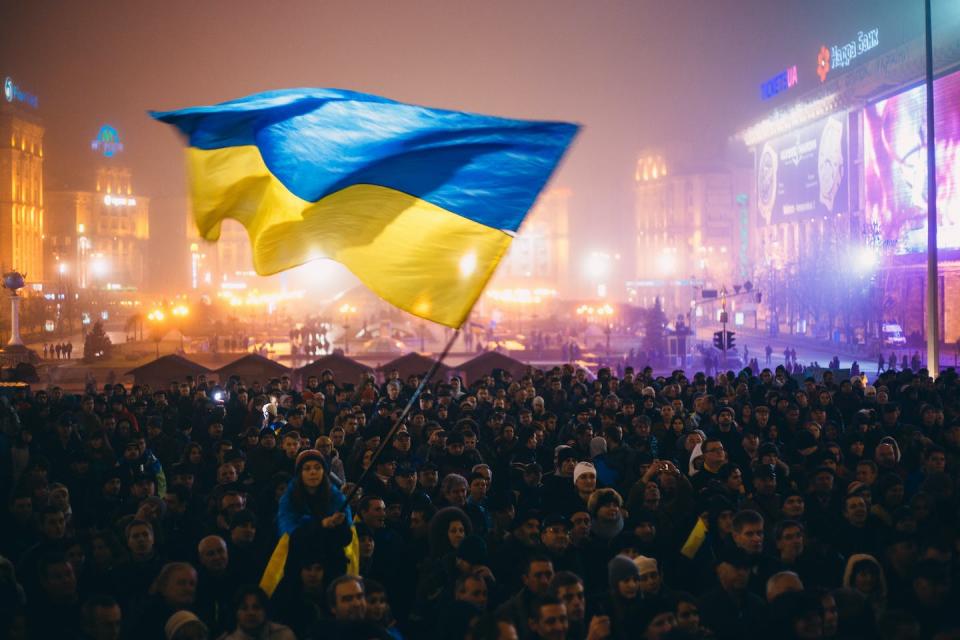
341, 329, 459, 511
720, 288, 728, 365
925, 0, 941, 377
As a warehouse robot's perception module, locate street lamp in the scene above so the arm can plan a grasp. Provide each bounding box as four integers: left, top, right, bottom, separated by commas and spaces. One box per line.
339, 303, 357, 354
596, 304, 614, 358
147, 309, 165, 360
172, 305, 189, 352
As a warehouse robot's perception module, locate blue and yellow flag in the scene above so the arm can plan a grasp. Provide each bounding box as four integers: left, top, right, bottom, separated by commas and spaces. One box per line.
152, 89, 578, 327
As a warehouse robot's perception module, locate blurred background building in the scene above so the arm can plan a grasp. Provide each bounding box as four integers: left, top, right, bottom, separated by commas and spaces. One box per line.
45, 125, 150, 293
0, 76, 44, 282
632, 149, 755, 319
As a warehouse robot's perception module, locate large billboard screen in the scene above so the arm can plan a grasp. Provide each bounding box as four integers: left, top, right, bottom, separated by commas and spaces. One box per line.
864, 70, 960, 254
757, 114, 848, 225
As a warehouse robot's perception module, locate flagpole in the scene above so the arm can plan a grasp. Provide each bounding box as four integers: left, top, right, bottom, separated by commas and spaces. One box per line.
924, 0, 941, 377
340, 327, 460, 511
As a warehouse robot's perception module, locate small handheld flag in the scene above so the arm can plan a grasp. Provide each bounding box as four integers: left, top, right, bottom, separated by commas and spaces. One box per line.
152, 89, 578, 327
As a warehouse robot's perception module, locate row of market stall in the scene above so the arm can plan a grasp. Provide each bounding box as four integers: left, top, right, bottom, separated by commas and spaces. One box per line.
125, 350, 533, 390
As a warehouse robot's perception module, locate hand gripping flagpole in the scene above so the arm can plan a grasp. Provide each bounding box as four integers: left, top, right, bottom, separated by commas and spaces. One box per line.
339, 327, 461, 511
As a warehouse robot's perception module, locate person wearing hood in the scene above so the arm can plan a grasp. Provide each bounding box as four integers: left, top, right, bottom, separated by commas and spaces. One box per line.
842, 553, 887, 621
874, 435, 906, 480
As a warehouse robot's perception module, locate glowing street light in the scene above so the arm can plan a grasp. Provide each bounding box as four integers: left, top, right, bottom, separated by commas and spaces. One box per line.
656, 249, 677, 275
90, 255, 110, 279
853, 246, 879, 274
172, 305, 190, 351
147, 310, 166, 359
339, 303, 358, 354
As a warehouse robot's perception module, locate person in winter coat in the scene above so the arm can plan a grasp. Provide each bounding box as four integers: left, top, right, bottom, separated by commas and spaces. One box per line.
275, 450, 353, 596
842, 553, 888, 621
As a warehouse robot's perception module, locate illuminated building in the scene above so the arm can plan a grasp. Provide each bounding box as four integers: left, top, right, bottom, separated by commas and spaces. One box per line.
738, 12, 960, 344
45, 126, 149, 290
491, 187, 571, 293
0, 77, 44, 281
186, 212, 254, 291
632, 150, 754, 316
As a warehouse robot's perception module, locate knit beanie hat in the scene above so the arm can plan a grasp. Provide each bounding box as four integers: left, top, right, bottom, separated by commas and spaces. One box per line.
573, 461, 596, 485
634, 555, 658, 575
608, 554, 640, 588
555, 446, 578, 470
165, 611, 204, 640
295, 449, 326, 475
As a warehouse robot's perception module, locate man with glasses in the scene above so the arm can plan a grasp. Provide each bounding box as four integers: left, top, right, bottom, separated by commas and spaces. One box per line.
692, 438, 727, 493
539, 515, 583, 577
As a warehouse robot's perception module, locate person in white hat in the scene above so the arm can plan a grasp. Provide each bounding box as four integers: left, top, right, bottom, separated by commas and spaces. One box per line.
165, 610, 208, 640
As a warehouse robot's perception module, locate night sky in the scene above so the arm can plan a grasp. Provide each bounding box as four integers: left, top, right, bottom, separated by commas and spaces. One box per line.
0, 0, 928, 294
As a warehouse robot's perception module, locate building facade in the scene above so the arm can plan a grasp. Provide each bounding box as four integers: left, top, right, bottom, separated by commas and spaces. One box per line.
739, 13, 960, 345
45, 127, 150, 291
494, 187, 571, 288
0, 77, 44, 281
632, 151, 755, 319
187, 212, 255, 291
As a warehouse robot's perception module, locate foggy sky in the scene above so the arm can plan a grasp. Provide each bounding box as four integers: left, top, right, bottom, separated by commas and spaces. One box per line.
0, 0, 925, 293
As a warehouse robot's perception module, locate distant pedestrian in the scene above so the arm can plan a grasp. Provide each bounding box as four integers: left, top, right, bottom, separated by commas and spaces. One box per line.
55, 343, 62, 359
765, 345, 772, 365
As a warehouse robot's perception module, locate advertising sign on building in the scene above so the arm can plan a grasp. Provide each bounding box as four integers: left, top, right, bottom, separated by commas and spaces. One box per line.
91, 125, 124, 158
756, 114, 848, 225
3, 76, 39, 108
864, 69, 960, 255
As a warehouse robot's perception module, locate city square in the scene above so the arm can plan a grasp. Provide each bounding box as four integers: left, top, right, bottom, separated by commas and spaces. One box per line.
0, 1, 958, 639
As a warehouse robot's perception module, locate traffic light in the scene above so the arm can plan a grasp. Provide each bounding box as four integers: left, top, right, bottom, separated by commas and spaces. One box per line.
726, 331, 736, 350
713, 331, 724, 350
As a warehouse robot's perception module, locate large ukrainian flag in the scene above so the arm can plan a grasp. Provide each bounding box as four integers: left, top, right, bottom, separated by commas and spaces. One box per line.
152, 89, 578, 327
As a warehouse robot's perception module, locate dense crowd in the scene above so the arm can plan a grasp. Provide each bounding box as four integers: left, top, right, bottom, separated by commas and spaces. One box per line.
1, 361, 958, 639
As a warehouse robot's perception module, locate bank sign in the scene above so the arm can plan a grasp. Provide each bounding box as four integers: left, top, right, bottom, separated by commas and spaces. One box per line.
818, 28, 880, 82
3, 77, 38, 108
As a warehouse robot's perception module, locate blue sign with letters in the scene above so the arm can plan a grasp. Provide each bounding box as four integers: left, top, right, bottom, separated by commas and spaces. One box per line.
760, 66, 798, 100
3, 77, 38, 108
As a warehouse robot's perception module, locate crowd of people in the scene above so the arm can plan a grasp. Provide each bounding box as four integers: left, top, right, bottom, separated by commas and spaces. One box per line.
0, 360, 958, 639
